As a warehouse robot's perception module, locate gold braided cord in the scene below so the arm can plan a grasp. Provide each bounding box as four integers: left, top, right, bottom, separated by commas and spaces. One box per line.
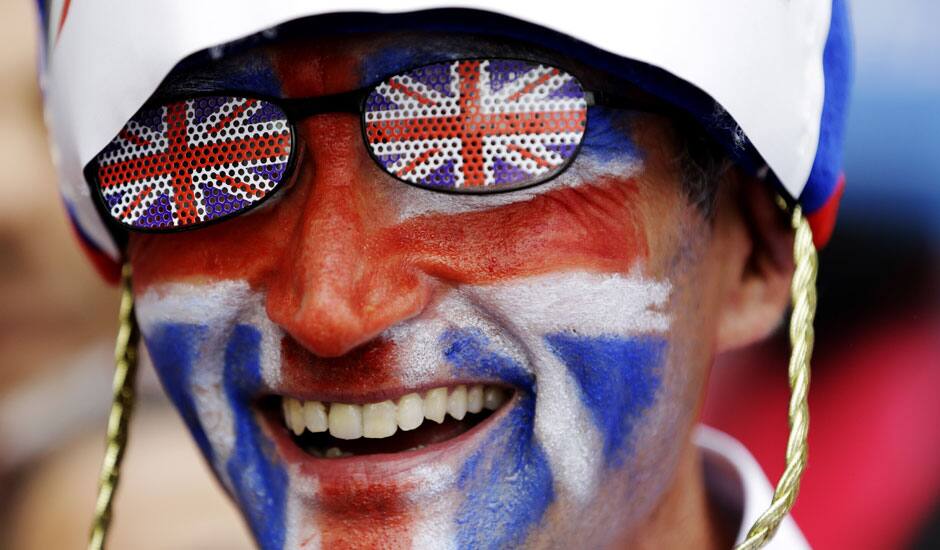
82, 215, 813, 548
734, 207, 817, 550
88, 264, 140, 550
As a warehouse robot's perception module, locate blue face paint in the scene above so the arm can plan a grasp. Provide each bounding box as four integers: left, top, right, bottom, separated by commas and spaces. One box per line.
146, 323, 288, 550
440, 328, 554, 549
222, 56, 283, 98
158, 47, 283, 99
223, 325, 288, 550
455, 399, 554, 550
544, 333, 666, 467
440, 327, 534, 391
582, 107, 642, 164
145, 323, 215, 462
360, 46, 430, 86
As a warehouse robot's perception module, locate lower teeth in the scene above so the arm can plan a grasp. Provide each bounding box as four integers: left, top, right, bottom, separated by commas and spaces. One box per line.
312, 443, 428, 459
321, 447, 351, 458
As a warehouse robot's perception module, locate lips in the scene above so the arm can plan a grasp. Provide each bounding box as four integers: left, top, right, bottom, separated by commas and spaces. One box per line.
277, 384, 511, 458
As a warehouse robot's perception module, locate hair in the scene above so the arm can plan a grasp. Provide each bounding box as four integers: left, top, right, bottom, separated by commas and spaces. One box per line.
673, 116, 732, 220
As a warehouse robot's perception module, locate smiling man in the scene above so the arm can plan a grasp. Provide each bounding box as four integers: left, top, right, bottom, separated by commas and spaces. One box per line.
37, 2, 850, 549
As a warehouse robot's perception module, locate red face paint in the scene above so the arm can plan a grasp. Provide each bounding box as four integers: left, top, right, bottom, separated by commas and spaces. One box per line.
280, 337, 399, 400
316, 477, 415, 549
128, 37, 683, 550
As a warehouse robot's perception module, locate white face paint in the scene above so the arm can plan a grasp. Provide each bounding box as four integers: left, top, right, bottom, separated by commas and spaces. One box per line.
128, 43, 703, 547
134, 263, 677, 549
389, 154, 642, 222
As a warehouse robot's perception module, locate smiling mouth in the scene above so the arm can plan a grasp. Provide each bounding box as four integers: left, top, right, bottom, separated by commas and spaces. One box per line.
277, 384, 511, 458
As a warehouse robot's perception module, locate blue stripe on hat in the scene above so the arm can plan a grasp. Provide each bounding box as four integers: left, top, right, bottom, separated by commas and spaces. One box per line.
801, 0, 853, 214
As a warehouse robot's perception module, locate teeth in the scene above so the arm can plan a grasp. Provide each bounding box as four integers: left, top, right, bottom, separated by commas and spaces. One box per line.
282, 384, 510, 443
363, 400, 397, 438
397, 393, 424, 431
447, 385, 468, 421
467, 384, 484, 414
282, 399, 293, 430
303, 401, 328, 433
484, 387, 508, 410
328, 403, 363, 440
287, 397, 305, 436
423, 388, 447, 424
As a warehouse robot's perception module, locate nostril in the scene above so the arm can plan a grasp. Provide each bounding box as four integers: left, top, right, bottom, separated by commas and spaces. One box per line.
266, 260, 432, 359
265, 268, 369, 356
285, 314, 381, 359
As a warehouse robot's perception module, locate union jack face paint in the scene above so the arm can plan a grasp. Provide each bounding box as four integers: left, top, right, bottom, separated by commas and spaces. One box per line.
126, 32, 713, 550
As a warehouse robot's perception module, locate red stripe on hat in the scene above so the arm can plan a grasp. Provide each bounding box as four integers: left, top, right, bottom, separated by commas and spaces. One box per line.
806, 173, 845, 249
69, 221, 121, 285
63, 198, 121, 285
54, 0, 72, 45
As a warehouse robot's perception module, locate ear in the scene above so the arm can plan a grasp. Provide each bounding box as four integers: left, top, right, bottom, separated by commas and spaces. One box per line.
712, 170, 795, 353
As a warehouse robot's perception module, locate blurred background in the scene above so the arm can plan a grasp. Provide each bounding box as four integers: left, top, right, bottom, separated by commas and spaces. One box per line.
0, 1, 937, 548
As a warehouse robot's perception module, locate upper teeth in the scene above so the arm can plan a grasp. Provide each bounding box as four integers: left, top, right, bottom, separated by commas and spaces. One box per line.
281, 384, 509, 440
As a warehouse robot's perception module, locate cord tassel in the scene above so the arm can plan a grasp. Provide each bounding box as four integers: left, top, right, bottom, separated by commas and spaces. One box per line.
735, 206, 817, 549
88, 263, 139, 550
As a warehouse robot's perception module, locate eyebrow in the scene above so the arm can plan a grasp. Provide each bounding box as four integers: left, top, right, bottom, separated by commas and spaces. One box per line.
156, 75, 239, 98
153, 51, 284, 101
359, 34, 577, 87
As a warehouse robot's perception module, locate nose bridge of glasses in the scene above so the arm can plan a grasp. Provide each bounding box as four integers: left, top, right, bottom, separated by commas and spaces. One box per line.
279, 88, 366, 120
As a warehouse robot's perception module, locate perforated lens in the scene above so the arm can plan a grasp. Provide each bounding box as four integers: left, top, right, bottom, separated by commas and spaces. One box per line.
364, 59, 588, 192
94, 96, 293, 230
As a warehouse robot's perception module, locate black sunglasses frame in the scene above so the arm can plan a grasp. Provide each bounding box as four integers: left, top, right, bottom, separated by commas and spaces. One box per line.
84, 57, 684, 236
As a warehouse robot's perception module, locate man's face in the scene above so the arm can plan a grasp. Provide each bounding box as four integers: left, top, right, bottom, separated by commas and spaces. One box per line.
128, 29, 722, 549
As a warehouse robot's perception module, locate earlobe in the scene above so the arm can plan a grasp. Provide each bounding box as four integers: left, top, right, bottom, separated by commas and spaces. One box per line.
714, 172, 795, 353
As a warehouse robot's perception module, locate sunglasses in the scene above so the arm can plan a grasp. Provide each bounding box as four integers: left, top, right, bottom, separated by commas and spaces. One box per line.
85, 57, 670, 232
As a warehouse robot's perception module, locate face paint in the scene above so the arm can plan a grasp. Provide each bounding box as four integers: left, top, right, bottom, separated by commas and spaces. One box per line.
138, 266, 673, 548
131, 32, 710, 550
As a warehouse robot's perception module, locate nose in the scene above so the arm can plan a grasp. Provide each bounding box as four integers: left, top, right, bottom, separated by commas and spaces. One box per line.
265, 114, 431, 357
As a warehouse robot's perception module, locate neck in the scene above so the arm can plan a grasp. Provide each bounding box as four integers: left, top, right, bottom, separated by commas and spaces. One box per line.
612, 438, 736, 550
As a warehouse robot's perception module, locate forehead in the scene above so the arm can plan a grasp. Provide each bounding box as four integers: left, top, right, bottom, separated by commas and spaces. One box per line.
155, 28, 609, 99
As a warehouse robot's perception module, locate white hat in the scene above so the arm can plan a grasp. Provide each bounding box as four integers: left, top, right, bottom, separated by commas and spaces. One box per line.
36, 0, 851, 281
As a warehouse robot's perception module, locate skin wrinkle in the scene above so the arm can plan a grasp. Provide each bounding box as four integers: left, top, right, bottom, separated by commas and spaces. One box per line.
123, 28, 767, 550
131, 172, 649, 293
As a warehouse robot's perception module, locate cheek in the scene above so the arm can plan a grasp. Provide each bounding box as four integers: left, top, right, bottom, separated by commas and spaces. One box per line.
658, 225, 722, 415
127, 202, 292, 289
388, 176, 651, 284
134, 282, 295, 542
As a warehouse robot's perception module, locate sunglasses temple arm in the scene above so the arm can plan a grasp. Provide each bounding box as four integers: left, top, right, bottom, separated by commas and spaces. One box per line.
280, 89, 365, 119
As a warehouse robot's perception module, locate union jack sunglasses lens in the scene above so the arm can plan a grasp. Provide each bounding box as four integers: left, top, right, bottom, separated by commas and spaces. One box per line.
364, 59, 588, 192
92, 96, 293, 230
